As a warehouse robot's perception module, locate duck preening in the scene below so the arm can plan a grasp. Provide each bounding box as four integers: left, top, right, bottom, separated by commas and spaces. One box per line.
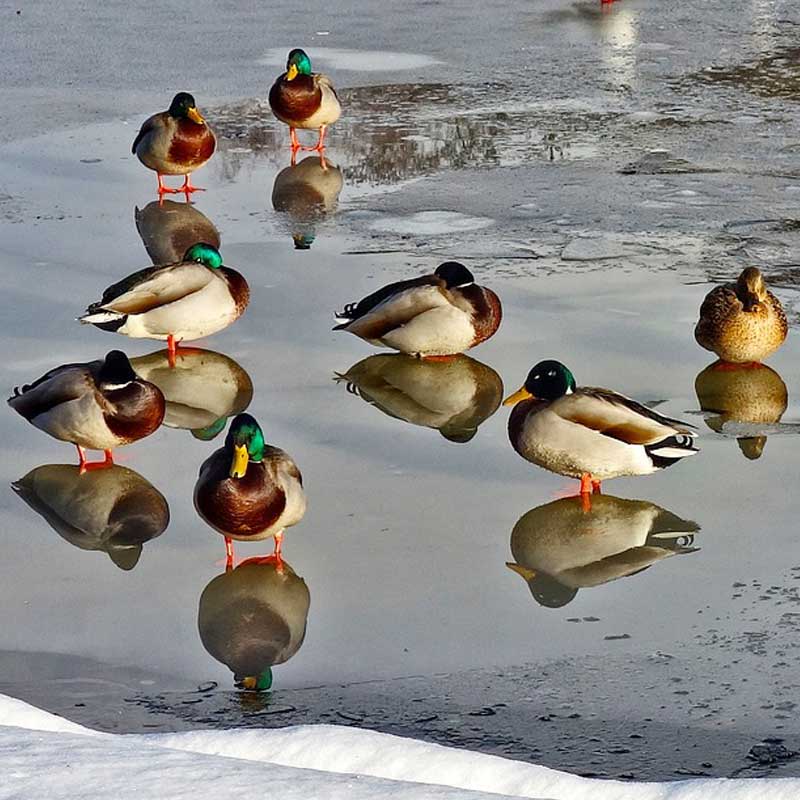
334, 262, 502, 357
8, 350, 165, 470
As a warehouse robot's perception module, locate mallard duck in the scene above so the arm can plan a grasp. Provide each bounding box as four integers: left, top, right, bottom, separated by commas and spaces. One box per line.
271, 154, 343, 249
194, 414, 306, 568
269, 49, 341, 152
504, 360, 698, 495
135, 200, 220, 265
130, 347, 253, 439
7, 351, 165, 470
334, 262, 502, 357
695, 267, 788, 364
507, 494, 699, 608
132, 92, 216, 195
198, 556, 310, 690
79, 243, 249, 363
13, 463, 169, 570
336, 352, 503, 442
695, 360, 788, 460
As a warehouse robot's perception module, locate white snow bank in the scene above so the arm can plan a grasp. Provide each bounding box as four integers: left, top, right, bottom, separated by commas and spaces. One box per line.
1, 693, 798, 800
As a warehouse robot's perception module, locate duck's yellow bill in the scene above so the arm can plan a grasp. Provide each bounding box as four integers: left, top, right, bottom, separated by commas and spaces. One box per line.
230, 444, 249, 478
503, 386, 534, 406
241, 676, 258, 690
286, 64, 299, 81
187, 106, 205, 125
506, 562, 537, 581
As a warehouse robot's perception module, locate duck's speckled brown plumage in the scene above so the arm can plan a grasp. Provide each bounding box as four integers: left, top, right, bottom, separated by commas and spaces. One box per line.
194, 445, 305, 542
695, 267, 788, 363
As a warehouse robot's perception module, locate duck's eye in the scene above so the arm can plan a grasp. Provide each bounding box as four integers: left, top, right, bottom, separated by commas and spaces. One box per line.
532, 374, 540, 380
547, 370, 556, 377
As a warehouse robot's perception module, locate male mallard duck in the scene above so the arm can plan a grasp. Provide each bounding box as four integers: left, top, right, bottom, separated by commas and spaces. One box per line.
269, 49, 341, 153
507, 495, 699, 608
504, 360, 698, 495
695, 267, 788, 364
132, 92, 216, 195
13, 463, 169, 570
130, 347, 253, 439
198, 557, 310, 690
79, 243, 249, 363
695, 360, 788, 460
272, 154, 343, 249
135, 200, 221, 265
7, 351, 165, 470
334, 262, 502, 357
336, 353, 503, 442
194, 414, 306, 568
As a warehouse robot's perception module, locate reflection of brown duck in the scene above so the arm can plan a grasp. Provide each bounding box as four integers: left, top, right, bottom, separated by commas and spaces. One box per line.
130, 348, 253, 440
336, 353, 503, 442
198, 557, 310, 690
135, 200, 220, 265
507, 495, 699, 608
695, 360, 788, 460
271, 155, 343, 250
12, 464, 169, 570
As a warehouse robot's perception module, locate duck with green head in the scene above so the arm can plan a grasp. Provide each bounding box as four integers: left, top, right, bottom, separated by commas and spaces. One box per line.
194, 414, 307, 569
269, 49, 341, 153
132, 92, 217, 195
80, 243, 249, 365
504, 360, 699, 499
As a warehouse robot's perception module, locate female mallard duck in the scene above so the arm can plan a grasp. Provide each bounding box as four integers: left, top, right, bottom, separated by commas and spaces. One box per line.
79, 243, 249, 363
695, 267, 787, 364
269, 49, 341, 153
130, 347, 253, 439
507, 495, 699, 608
194, 414, 306, 568
336, 352, 503, 442
7, 350, 165, 470
504, 360, 698, 495
334, 262, 502, 357
132, 92, 216, 195
198, 556, 310, 690
13, 463, 169, 571
135, 199, 221, 265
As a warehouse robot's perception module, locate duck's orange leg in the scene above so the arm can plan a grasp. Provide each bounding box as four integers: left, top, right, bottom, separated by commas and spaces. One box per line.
261, 531, 285, 574
167, 334, 179, 368
306, 125, 328, 152
579, 473, 593, 494
77, 446, 114, 474
157, 174, 180, 195
179, 173, 204, 194
289, 127, 301, 152
592, 479, 602, 494
225, 537, 235, 572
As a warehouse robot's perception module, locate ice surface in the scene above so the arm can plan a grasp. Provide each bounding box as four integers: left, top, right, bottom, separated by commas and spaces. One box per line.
259, 48, 442, 72
2, 693, 798, 800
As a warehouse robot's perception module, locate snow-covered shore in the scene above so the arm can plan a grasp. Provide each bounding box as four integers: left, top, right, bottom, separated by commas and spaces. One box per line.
1, 693, 797, 799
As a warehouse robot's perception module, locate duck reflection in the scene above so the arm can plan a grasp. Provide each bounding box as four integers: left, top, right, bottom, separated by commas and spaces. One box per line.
12, 464, 169, 570
507, 495, 699, 608
336, 353, 503, 442
135, 200, 221, 265
695, 361, 788, 460
198, 556, 310, 690
130, 348, 253, 440
271, 155, 343, 249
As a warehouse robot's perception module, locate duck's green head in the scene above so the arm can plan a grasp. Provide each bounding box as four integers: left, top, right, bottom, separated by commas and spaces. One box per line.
183, 243, 223, 269
225, 413, 265, 478
285, 48, 312, 81
292, 233, 315, 250
191, 417, 229, 441
503, 360, 576, 405
235, 667, 273, 692
168, 92, 206, 125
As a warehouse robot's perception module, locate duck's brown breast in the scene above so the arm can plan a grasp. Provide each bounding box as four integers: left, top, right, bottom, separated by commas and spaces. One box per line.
269, 76, 322, 123
167, 119, 216, 168
103, 381, 165, 443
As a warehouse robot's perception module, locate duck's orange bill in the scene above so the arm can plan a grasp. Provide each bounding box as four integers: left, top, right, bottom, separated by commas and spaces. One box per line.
286, 64, 299, 81
187, 106, 205, 125
503, 386, 534, 406
241, 676, 258, 690
229, 444, 249, 478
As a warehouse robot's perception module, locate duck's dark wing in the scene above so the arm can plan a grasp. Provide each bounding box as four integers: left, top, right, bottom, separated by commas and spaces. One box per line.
7, 363, 100, 420
335, 274, 442, 325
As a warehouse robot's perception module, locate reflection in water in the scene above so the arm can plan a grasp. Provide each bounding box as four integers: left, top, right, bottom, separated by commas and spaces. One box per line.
695, 361, 788, 460
336, 353, 503, 442
135, 200, 221, 265
507, 495, 699, 608
271, 155, 343, 249
12, 464, 169, 570
130, 348, 253, 440
198, 557, 310, 689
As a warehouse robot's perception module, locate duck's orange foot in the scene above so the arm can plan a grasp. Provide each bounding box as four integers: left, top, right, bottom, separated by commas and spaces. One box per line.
157, 175, 181, 195
711, 359, 763, 372
421, 354, 457, 362
77, 447, 114, 474
179, 176, 205, 194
